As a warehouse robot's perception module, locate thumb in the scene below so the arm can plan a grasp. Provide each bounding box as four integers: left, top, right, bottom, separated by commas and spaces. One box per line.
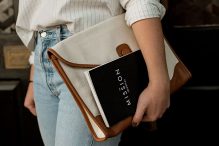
132, 103, 147, 127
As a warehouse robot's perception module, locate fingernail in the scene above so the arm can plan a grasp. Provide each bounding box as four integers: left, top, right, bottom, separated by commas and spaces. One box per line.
132, 122, 139, 127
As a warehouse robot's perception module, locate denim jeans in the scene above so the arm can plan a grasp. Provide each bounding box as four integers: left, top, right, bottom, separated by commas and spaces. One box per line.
33, 25, 121, 146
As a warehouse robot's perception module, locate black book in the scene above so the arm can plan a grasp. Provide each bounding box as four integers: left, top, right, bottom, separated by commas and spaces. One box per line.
84, 50, 149, 127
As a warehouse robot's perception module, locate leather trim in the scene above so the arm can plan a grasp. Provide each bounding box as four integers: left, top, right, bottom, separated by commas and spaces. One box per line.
170, 62, 191, 93
115, 41, 192, 93
48, 52, 133, 141
164, 39, 192, 93
48, 54, 107, 141
116, 44, 132, 57
48, 48, 98, 68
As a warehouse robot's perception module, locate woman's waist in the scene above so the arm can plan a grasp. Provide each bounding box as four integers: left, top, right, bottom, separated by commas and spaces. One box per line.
31, 11, 123, 33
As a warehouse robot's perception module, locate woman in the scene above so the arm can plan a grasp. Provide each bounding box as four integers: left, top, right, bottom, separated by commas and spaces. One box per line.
16, 0, 170, 145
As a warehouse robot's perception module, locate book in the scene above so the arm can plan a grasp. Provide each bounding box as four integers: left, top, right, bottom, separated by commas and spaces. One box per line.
84, 50, 149, 127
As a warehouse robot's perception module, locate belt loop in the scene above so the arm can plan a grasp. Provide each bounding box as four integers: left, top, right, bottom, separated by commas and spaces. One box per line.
34, 31, 38, 47
38, 30, 44, 35
56, 25, 61, 42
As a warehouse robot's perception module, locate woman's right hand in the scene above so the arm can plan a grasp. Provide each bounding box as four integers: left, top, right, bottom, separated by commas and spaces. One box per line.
24, 82, 36, 116
24, 65, 37, 116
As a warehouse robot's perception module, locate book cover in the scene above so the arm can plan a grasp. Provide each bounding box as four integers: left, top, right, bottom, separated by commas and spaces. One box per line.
84, 50, 149, 127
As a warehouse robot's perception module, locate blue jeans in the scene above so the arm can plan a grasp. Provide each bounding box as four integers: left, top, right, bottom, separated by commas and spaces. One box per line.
33, 25, 121, 146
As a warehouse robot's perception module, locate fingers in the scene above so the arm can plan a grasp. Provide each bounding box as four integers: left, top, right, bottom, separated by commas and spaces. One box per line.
24, 95, 37, 116
142, 112, 158, 122
133, 103, 169, 126
142, 107, 166, 122
24, 83, 37, 116
142, 103, 170, 122
29, 107, 37, 116
25, 103, 37, 116
132, 102, 147, 127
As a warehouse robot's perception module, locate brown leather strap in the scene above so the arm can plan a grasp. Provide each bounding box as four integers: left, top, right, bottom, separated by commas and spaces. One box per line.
116, 44, 132, 57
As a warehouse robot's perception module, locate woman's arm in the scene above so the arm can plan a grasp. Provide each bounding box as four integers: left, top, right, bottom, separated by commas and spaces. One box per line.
131, 18, 170, 125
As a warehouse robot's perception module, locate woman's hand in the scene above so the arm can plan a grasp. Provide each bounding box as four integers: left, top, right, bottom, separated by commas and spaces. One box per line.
132, 80, 170, 126
24, 65, 37, 116
24, 82, 37, 116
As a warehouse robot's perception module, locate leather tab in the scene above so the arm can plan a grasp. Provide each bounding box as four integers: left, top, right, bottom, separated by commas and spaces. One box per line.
116, 44, 132, 57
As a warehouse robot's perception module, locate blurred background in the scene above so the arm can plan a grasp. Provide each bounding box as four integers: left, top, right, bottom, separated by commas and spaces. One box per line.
0, 0, 219, 146
0, 0, 43, 146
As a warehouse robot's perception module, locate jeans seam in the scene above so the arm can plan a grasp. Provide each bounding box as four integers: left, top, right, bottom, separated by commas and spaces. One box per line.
89, 136, 94, 146
40, 39, 60, 97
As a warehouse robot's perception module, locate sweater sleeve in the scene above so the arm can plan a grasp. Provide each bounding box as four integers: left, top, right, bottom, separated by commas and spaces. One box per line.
119, 0, 166, 26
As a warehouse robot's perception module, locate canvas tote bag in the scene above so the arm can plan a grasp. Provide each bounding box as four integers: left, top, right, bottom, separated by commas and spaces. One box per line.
47, 13, 191, 141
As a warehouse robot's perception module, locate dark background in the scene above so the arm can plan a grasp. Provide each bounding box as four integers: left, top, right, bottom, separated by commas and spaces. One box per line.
120, 0, 219, 145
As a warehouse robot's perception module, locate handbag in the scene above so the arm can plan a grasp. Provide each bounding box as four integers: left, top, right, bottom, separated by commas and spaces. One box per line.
47, 13, 191, 141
